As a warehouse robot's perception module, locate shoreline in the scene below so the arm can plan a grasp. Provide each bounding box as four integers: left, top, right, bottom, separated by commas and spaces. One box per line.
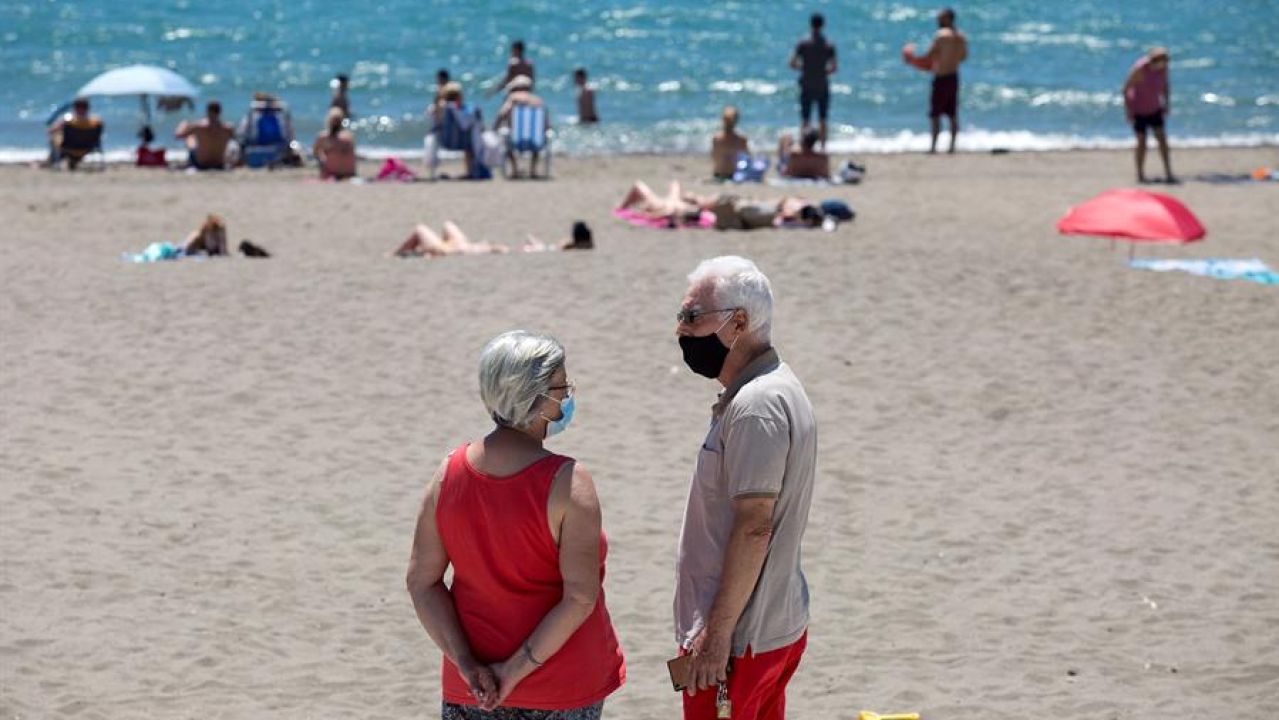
5, 132, 1277, 166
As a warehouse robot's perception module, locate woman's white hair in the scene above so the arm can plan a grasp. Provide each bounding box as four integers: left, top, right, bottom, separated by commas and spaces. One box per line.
478, 330, 565, 430
687, 255, 773, 340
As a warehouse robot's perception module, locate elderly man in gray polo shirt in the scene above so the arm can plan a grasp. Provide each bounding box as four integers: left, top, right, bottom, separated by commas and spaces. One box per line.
673, 255, 817, 720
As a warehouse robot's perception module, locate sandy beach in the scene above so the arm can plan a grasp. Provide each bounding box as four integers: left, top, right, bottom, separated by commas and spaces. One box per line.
2, 146, 1277, 720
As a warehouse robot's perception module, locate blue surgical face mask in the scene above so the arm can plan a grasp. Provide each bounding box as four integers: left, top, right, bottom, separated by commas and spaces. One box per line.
542, 393, 576, 438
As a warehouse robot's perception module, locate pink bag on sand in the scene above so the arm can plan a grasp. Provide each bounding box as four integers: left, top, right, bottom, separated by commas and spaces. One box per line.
377, 157, 417, 182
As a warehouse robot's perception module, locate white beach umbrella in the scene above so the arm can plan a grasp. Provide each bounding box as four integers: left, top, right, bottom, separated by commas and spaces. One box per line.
76, 65, 199, 123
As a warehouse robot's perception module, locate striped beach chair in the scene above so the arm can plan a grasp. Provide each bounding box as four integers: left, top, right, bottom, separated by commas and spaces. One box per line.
504, 104, 551, 178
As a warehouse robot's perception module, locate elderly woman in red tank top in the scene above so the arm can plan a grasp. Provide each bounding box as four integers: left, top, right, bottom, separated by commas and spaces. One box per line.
407, 331, 626, 720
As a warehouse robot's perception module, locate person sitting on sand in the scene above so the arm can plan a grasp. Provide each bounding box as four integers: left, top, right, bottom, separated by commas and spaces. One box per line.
711, 106, 750, 180
183, 214, 230, 256
176, 101, 235, 170
391, 222, 510, 258
47, 98, 103, 170
522, 221, 595, 252
495, 75, 549, 177
778, 126, 830, 179
575, 68, 599, 124
313, 107, 357, 180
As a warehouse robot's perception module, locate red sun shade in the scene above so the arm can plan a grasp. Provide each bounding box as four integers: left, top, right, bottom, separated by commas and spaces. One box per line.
1057, 188, 1206, 243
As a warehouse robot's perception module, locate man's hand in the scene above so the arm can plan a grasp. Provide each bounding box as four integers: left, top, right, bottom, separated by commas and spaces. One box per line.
685, 626, 732, 696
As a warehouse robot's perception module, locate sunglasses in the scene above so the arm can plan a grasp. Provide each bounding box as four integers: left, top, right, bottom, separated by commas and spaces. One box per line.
675, 307, 739, 325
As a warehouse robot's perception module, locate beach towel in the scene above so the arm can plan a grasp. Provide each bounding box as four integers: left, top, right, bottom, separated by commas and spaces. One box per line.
376, 157, 417, 182
1129, 258, 1279, 286
613, 208, 716, 229
122, 242, 187, 263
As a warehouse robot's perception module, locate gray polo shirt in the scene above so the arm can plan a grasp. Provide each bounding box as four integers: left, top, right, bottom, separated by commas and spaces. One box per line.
674, 348, 817, 655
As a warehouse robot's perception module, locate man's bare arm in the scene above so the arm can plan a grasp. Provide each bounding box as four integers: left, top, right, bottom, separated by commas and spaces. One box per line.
687, 496, 777, 692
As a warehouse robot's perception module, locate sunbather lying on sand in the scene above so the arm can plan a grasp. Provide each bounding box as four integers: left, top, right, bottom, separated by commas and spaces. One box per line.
392, 222, 510, 258
521, 221, 595, 252
617, 180, 825, 230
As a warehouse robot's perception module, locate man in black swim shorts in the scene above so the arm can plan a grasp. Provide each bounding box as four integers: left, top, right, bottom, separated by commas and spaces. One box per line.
790, 13, 837, 149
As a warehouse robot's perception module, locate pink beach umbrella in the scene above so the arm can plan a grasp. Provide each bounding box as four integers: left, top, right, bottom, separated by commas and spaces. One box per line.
1057, 188, 1206, 257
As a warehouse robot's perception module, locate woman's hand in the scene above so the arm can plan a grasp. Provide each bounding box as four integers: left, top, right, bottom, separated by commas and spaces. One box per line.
490, 652, 537, 707
456, 657, 500, 711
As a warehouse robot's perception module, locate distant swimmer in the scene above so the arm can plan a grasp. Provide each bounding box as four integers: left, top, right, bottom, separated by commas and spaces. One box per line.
789, 12, 837, 150
504, 39, 535, 89
575, 68, 600, 124
330, 73, 351, 117
903, 7, 968, 154
1123, 47, 1176, 184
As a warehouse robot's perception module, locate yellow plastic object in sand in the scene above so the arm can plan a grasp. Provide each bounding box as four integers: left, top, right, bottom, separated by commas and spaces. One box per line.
857, 712, 920, 720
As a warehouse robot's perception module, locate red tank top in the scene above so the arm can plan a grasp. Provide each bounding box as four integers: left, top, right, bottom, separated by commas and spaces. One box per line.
435, 444, 625, 709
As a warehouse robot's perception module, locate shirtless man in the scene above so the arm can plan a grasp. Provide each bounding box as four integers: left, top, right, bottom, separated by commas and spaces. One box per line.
789, 13, 837, 149
503, 40, 535, 89
575, 68, 599, 124
495, 75, 549, 177
313, 107, 357, 180
711, 106, 749, 180
918, 8, 968, 153
176, 101, 235, 170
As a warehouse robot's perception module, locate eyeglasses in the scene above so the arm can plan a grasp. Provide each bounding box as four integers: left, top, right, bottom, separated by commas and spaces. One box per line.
546, 381, 575, 399
675, 307, 739, 325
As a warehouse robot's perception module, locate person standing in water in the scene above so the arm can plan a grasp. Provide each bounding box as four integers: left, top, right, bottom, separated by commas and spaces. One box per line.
1123, 47, 1176, 184
789, 13, 837, 150
575, 68, 600, 124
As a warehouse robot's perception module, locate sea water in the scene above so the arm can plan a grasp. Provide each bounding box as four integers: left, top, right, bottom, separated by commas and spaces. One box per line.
2, 0, 1277, 160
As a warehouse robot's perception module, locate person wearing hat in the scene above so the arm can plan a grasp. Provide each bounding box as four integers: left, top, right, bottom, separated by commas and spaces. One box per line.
495, 74, 549, 177
1123, 46, 1176, 184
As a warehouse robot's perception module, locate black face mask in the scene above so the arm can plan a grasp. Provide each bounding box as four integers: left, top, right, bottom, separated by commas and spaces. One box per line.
679, 331, 731, 379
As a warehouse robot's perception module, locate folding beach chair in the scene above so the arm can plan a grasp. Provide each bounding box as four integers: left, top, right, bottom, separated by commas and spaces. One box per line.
56, 120, 105, 171
424, 105, 488, 180
503, 105, 551, 178
239, 102, 293, 168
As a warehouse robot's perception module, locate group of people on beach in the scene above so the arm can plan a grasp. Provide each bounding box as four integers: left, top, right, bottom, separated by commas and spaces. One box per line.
407, 256, 817, 720
48, 6, 1176, 188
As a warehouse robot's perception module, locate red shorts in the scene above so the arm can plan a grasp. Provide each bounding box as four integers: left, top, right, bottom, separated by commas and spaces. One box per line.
682, 632, 807, 720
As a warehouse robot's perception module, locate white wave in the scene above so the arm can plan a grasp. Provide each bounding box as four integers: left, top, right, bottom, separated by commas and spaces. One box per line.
3, 130, 1276, 166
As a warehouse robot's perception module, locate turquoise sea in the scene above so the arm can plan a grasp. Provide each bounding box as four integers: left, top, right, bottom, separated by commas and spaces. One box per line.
2, 0, 1277, 159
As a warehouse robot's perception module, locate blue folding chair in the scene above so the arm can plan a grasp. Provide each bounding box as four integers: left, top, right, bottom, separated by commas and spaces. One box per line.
241, 106, 290, 168
425, 105, 488, 179
504, 105, 551, 179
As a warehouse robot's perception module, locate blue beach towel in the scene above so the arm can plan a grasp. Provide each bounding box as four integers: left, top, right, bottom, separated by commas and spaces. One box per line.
123, 242, 184, 263
1129, 258, 1279, 286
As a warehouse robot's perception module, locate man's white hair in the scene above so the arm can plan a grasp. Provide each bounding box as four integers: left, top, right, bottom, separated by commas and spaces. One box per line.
687, 255, 773, 340
478, 330, 564, 430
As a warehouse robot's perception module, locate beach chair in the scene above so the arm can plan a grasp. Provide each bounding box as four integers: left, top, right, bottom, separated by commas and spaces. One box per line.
424, 105, 487, 180
503, 105, 551, 178
239, 103, 292, 169
56, 120, 105, 171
